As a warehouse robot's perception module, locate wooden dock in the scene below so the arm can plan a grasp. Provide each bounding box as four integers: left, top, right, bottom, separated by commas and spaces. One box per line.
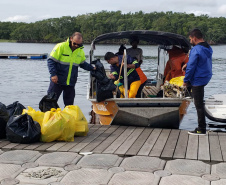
0, 53, 48, 59
0, 124, 225, 163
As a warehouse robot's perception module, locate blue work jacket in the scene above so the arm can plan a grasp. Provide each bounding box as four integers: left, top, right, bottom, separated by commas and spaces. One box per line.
47, 38, 93, 86
184, 42, 212, 86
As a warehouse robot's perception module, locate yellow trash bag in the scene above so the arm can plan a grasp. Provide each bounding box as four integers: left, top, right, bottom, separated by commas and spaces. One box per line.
41, 108, 75, 142
169, 76, 185, 87
63, 105, 89, 136
22, 106, 44, 126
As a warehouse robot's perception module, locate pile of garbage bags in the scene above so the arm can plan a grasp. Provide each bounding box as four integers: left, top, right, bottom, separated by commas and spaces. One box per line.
0, 100, 89, 143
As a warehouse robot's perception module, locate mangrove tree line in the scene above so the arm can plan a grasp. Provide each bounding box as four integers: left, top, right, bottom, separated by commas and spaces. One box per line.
0, 11, 226, 44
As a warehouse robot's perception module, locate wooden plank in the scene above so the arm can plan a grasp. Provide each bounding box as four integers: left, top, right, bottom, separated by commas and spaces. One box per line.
149, 87, 158, 94
114, 127, 144, 156
145, 88, 156, 95
142, 88, 149, 97
46, 142, 68, 152
152, 87, 160, 94
103, 127, 136, 154
0, 141, 11, 148
23, 143, 43, 150
92, 126, 128, 153
173, 130, 188, 159
79, 125, 119, 153
88, 124, 95, 128
1, 143, 19, 149
13, 144, 29, 150
57, 124, 102, 152
137, 129, 161, 156
144, 87, 160, 95
149, 129, 171, 157
56, 141, 77, 152
198, 135, 210, 161
69, 126, 109, 153
209, 131, 223, 162
161, 129, 180, 159
126, 128, 153, 156
218, 132, 226, 161
35, 142, 57, 151
186, 135, 198, 160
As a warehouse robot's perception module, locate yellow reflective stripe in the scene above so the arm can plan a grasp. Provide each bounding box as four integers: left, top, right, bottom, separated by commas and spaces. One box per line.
132, 60, 138, 64
67, 61, 73, 85
112, 71, 118, 75
49, 56, 80, 66
127, 68, 134, 76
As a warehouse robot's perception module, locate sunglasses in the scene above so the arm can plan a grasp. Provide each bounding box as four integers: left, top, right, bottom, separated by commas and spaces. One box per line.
73, 42, 83, 47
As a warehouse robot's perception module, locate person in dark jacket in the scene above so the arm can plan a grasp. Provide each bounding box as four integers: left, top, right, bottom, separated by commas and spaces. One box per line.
47, 32, 95, 106
183, 28, 213, 135
104, 52, 141, 98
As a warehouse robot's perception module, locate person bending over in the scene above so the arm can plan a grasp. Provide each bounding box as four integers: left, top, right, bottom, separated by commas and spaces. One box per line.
104, 52, 142, 98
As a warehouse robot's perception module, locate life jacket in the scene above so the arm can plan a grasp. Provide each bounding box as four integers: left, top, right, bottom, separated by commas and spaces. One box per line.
136, 67, 147, 84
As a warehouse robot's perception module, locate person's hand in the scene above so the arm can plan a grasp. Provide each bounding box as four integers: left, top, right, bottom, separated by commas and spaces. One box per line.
109, 74, 116, 80
127, 64, 135, 68
51, 75, 58, 84
183, 82, 187, 87
182, 64, 187, 71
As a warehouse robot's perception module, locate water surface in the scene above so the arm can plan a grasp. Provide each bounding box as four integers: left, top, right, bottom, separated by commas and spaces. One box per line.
0, 43, 225, 130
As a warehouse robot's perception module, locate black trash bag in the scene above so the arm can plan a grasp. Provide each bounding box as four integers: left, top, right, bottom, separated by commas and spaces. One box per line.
96, 79, 117, 102
91, 59, 117, 102
6, 101, 26, 117
6, 113, 41, 143
91, 59, 109, 84
0, 102, 9, 139
91, 59, 106, 75
91, 69, 109, 84
39, 92, 59, 112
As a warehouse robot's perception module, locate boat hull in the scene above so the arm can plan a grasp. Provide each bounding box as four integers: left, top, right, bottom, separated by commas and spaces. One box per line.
112, 107, 180, 128
205, 94, 226, 123
91, 99, 190, 129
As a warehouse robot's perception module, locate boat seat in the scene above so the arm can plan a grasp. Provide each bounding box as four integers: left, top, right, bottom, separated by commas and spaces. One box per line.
142, 86, 161, 98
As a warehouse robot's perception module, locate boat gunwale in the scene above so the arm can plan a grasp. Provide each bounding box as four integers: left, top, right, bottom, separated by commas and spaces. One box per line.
88, 97, 192, 104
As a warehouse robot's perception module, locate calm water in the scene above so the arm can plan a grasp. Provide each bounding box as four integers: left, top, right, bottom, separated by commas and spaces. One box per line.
0, 42, 226, 130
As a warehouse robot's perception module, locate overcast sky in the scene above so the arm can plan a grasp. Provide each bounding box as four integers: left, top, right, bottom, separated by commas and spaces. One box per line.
1, 0, 226, 23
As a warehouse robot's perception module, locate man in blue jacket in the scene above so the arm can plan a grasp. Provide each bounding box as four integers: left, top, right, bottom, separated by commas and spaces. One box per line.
183, 28, 213, 135
47, 32, 95, 106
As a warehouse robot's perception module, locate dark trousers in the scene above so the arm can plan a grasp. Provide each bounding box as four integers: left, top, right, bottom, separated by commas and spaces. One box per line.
47, 81, 75, 107
192, 85, 206, 130
136, 81, 147, 98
